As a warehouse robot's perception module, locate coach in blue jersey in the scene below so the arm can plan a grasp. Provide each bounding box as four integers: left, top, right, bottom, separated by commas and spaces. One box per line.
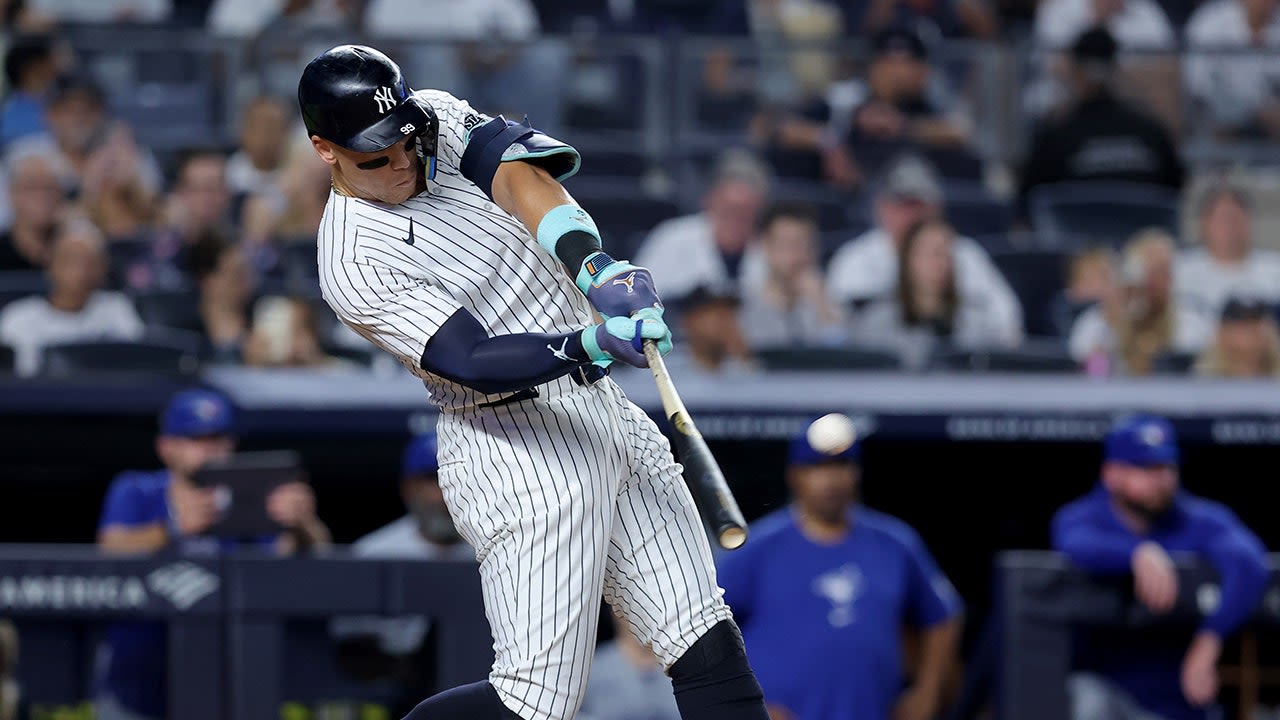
1052, 414, 1268, 720
93, 389, 329, 720
717, 418, 963, 720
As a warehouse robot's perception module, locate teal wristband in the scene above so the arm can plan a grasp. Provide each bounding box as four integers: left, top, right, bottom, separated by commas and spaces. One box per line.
535, 204, 600, 256
580, 325, 605, 362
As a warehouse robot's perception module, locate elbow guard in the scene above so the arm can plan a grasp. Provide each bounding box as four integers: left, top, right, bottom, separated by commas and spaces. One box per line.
460, 116, 581, 200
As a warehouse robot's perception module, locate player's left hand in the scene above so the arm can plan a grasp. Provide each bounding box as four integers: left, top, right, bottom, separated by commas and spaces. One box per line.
1181, 631, 1221, 706
580, 255, 664, 320
891, 684, 939, 720
266, 481, 317, 529
582, 314, 673, 368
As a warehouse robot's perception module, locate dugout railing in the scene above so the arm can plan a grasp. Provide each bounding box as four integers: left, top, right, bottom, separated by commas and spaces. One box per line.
0, 546, 493, 720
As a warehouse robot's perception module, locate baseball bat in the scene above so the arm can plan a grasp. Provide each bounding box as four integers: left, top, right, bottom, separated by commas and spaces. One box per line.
643, 340, 748, 550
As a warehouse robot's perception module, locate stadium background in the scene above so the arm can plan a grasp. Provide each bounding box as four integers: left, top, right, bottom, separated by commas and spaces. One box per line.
4, 0, 1280, 718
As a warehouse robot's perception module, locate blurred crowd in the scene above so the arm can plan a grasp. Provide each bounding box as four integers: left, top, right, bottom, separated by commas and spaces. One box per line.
2, 1, 1280, 381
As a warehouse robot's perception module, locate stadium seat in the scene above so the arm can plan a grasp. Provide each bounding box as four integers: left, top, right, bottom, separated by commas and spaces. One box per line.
1028, 182, 1180, 248
773, 181, 859, 232
40, 331, 203, 377
930, 339, 1079, 373
989, 248, 1074, 338
1151, 351, 1198, 374
0, 345, 13, 375
0, 271, 47, 312
946, 185, 1013, 238
754, 346, 902, 371
132, 290, 202, 333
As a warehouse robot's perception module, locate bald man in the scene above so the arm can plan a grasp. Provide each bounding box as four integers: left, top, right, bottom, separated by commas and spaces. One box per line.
0, 218, 143, 375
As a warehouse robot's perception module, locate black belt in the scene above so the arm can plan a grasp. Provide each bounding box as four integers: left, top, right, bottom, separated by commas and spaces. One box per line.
478, 364, 609, 409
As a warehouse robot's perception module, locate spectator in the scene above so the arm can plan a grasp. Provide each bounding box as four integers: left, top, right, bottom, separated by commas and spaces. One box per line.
718, 415, 963, 720
578, 612, 681, 720
1175, 183, 1280, 325
851, 218, 1023, 369
0, 218, 142, 376
7, 76, 163, 199
126, 149, 233, 291
1069, 229, 1210, 375
78, 122, 160, 241
241, 130, 333, 247
635, 149, 770, 300
243, 295, 348, 369
0, 150, 63, 271
24, 0, 171, 22
738, 202, 846, 349
0, 619, 17, 720
827, 155, 1022, 334
207, 0, 356, 37
364, 0, 568, 135
864, 0, 998, 37
1034, 0, 1175, 51
1017, 27, 1184, 223
95, 389, 329, 720
331, 432, 473, 714
0, 0, 57, 30
1194, 296, 1280, 378
665, 283, 755, 376
226, 95, 292, 199
1, 33, 60, 148
767, 27, 973, 190
185, 231, 251, 364
1053, 245, 1118, 336
1185, 0, 1280, 138
1052, 413, 1269, 720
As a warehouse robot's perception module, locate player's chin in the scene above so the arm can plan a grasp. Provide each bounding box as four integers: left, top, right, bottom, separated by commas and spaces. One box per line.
381, 184, 418, 204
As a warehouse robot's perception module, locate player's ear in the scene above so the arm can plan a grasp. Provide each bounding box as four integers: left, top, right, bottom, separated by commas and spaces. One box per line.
1100, 462, 1122, 491
310, 136, 339, 166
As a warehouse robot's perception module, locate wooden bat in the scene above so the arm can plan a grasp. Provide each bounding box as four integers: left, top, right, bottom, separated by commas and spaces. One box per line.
643, 340, 748, 550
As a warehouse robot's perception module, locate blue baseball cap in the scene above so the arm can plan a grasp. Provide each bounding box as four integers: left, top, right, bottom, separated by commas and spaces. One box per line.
160, 389, 234, 438
788, 415, 862, 467
402, 432, 439, 478
1104, 414, 1179, 467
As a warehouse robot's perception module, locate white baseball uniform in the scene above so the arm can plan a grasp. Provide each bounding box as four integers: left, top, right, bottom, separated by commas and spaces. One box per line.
316, 89, 732, 720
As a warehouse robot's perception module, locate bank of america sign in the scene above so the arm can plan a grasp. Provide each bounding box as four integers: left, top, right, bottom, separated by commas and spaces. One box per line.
0, 562, 218, 611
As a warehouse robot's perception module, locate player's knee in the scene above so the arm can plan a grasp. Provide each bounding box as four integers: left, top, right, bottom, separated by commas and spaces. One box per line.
668, 620, 768, 719
401, 681, 528, 720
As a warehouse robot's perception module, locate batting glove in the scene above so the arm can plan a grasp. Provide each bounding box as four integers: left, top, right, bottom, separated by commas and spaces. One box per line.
576, 252, 664, 320
581, 314, 673, 369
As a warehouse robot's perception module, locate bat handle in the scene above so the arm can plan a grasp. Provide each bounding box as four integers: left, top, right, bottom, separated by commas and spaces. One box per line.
642, 338, 662, 368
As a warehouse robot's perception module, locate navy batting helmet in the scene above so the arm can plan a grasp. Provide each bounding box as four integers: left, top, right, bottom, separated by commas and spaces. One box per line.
298, 45, 439, 174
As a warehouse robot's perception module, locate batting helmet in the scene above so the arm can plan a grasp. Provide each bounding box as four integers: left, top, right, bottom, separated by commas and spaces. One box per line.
297, 45, 439, 172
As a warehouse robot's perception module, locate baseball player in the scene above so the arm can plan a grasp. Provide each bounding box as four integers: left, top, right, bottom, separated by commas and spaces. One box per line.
298, 45, 769, 720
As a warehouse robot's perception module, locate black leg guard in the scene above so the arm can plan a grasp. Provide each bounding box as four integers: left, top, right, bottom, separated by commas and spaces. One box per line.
668, 620, 770, 720
401, 681, 526, 720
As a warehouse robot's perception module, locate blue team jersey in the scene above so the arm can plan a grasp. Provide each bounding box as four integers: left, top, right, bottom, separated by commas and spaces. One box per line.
96, 470, 276, 718
716, 507, 962, 720
1052, 485, 1269, 720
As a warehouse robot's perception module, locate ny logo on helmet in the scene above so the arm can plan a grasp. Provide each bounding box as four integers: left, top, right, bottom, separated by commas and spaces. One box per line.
374, 86, 397, 114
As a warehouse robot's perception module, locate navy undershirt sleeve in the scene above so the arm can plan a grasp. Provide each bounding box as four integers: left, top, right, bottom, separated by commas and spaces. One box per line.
420, 307, 588, 395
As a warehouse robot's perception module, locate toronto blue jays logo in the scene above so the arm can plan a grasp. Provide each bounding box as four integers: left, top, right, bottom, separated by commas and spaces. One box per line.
813, 563, 863, 628
612, 272, 637, 294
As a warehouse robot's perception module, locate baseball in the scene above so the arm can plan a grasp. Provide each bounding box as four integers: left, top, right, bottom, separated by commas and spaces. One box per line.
806, 413, 857, 455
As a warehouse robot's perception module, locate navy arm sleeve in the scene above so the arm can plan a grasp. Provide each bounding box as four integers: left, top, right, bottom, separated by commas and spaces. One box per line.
1201, 513, 1269, 637
1050, 503, 1142, 574
420, 307, 589, 395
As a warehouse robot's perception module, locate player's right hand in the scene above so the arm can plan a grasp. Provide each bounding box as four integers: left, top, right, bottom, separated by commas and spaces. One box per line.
172, 485, 221, 537
582, 315, 673, 368
1131, 541, 1178, 613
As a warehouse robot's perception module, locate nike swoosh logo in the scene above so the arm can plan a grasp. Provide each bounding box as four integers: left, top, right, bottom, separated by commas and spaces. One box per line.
404, 218, 415, 246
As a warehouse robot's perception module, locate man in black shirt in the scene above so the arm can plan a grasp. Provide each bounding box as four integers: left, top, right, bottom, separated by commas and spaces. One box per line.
1017, 26, 1184, 222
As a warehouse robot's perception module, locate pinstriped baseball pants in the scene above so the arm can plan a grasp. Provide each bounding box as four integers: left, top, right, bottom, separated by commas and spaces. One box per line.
436, 376, 732, 720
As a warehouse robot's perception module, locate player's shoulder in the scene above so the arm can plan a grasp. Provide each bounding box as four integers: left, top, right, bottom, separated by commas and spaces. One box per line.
857, 508, 927, 550
1178, 493, 1243, 528
1053, 486, 1111, 525
747, 508, 802, 546
105, 469, 170, 504
415, 89, 489, 138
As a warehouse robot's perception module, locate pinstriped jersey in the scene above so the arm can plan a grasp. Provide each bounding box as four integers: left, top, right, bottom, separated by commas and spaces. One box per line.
316, 90, 595, 410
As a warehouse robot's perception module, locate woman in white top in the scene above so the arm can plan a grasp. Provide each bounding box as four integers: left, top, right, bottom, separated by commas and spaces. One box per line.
851, 218, 1021, 369
1069, 228, 1211, 375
